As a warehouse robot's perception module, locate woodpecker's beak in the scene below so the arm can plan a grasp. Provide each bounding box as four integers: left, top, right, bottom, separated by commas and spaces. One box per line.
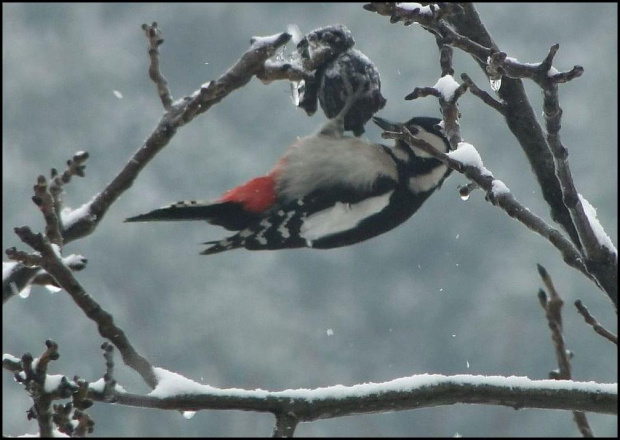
372, 116, 400, 132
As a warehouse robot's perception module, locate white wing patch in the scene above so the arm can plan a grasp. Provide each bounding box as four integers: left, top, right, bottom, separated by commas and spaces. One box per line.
408, 164, 449, 193
300, 191, 393, 243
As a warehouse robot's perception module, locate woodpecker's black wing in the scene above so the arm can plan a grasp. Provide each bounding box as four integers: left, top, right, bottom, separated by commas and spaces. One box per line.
200, 176, 401, 254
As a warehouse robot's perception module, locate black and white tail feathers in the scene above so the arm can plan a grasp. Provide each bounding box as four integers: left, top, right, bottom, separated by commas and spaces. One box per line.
125, 200, 259, 231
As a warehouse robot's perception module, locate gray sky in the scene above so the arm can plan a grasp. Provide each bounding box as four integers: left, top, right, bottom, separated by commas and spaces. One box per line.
3, 3, 617, 437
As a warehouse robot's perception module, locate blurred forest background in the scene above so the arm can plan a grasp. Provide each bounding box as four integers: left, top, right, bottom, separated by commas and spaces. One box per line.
3, 3, 617, 437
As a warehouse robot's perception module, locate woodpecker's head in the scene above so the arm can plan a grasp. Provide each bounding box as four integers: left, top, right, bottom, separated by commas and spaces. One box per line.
373, 116, 452, 194
373, 116, 450, 159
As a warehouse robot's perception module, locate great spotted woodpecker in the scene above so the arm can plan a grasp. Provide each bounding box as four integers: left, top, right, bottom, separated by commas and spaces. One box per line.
126, 107, 452, 255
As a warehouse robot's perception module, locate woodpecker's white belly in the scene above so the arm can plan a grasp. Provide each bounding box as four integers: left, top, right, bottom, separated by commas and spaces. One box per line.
300, 190, 394, 244
276, 134, 398, 201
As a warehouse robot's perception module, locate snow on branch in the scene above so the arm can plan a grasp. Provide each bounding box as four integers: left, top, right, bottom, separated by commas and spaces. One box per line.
380, 128, 596, 289
89, 369, 618, 418
52, 26, 291, 247
367, 3, 617, 306
5, 345, 615, 436
489, 44, 618, 305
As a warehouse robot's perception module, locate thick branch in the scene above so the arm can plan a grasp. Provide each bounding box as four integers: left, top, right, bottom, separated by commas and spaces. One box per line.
374, 3, 617, 306
365, 3, 586, 255
439, 4, 585, 255
489, 45, 617, 304
82, 375, 617, 417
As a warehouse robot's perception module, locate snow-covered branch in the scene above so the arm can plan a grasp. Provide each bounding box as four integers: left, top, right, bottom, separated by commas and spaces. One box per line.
380, 129, 595, 288
58, 27, 292, 246
89, 370, 619, 418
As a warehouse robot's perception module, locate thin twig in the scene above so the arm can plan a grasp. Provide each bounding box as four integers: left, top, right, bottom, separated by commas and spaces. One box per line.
537, 264, 571, 379
405, 71, 467, 151
3, 251, 87, 302
461, 73, 505, 114
537, 264, 593, 437
13, 226, 158, 390
141, 22, 173, 110
32, 175, 63, 249
574, 300, 617, 345
13, 342, 64, 437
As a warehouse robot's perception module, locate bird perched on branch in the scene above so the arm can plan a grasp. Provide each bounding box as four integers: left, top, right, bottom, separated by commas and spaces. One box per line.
126, 89, 452, 255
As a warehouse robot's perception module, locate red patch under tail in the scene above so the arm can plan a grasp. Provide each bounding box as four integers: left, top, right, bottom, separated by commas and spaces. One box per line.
218, 174, 277, 213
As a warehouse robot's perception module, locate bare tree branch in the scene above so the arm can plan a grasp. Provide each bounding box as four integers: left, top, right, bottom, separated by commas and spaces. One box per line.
11, 226, 158, 389
438, 3, 585, 256
60, 28, 292, 246
380, 128, 594, 284
537, 264, 593, 437
363, 3, 492, 62
575, 300, 618, 345
272, 412, 299, 438
142, 22, 173, 110
3, 250, 87, 303
461, 72, 505, 114
83, 375, 617, 417
4, 25, 295, 406
488, 44, 618, 305
365, 3, 617, 307
364, 2, 584, 252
